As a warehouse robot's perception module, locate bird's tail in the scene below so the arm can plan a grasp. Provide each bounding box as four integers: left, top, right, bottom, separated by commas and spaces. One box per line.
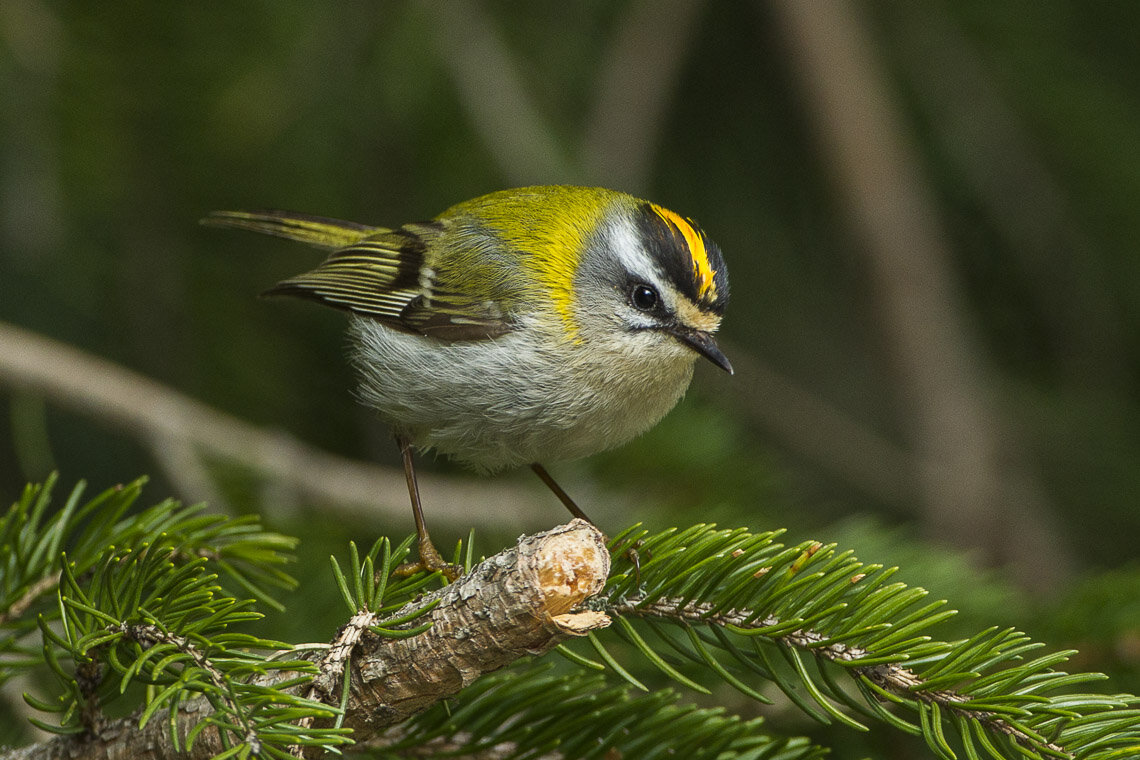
200, 209, 385, 249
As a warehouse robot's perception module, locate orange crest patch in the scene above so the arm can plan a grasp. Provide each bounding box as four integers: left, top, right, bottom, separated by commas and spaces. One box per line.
651, 205, 718, 302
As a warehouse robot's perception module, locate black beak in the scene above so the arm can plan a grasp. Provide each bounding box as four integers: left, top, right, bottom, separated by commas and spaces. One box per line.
667, 326, 734, 374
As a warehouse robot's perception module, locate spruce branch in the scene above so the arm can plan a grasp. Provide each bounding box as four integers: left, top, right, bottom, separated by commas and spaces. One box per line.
594, 524, 1140, 760
1, 474, 297, 632
615, 596, 1069, 754
386, 664, 827, 760
3, 506, 611, 760
6, 478, 1140, 760
325, 519, 611, 740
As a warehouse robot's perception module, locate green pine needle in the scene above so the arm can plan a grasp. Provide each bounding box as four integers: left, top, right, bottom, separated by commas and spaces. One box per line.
597, 523, 1140, 760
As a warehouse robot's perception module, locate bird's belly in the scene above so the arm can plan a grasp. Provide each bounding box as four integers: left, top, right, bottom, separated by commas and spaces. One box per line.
349, 318, 695, 472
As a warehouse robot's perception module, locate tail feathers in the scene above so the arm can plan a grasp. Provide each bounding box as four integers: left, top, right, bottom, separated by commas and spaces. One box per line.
201, 209, 385, 249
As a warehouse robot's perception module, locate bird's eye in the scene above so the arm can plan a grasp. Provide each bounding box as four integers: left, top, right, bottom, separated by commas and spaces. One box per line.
630, 283, 659, 311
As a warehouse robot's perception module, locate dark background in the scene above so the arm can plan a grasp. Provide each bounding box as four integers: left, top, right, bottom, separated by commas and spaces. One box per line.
2, 2, 1139, 755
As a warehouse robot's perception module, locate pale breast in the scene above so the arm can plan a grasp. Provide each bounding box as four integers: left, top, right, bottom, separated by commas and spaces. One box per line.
348, 316, 697, 472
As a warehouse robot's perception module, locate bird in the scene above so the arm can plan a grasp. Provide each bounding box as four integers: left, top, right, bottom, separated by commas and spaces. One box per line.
203, 185, 731, 578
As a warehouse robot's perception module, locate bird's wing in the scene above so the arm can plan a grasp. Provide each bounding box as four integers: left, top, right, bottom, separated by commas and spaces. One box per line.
201, 209, 381, 249
205, 210, 514, 340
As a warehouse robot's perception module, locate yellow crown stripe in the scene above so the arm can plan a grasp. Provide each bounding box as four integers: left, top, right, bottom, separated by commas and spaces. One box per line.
652, 205, 717, 301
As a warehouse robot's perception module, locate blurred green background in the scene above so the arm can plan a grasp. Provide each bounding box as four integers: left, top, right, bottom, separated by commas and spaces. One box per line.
2, 1, 1139, 755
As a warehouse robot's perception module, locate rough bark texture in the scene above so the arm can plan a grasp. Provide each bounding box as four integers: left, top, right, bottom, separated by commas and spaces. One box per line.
339, 519, 611, 738
1, 520, 611, 760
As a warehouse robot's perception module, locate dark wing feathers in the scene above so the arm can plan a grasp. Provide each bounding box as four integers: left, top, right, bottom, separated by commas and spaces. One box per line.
206, 210, 513, 340
401, 291, 511, 340
262, 233, 425, 323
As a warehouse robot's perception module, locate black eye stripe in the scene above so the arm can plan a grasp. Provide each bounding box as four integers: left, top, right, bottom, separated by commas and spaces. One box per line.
633, 203, 729, 315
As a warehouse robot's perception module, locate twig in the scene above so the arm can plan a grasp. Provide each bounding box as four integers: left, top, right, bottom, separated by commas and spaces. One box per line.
0, 572, 60, 626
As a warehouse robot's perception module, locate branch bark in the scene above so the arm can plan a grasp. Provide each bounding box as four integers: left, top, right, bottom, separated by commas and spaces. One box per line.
2, 520, 611, 760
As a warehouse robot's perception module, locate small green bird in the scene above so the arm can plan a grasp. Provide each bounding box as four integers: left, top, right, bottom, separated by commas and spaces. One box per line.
204, 185, 731, 578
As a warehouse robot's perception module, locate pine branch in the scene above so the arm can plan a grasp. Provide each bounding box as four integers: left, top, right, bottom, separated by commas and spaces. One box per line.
616, 596, 1066, 754
7, 478, 1140, 760
3, 519, 611, 760
325, 520, 611, 741
384, 664, 827, 760
596, 524, 1140, 760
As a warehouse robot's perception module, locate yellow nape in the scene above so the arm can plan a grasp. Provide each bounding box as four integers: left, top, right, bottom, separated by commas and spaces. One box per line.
443, 187, 616, 342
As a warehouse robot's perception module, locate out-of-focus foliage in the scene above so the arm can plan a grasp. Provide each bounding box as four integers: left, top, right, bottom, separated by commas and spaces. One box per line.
2, 3, 1139, 757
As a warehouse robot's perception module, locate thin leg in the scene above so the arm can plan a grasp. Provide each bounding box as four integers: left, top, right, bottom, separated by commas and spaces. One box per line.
531, 463, 644, 578
531, 463, 593, 522
396, 436, 460, 581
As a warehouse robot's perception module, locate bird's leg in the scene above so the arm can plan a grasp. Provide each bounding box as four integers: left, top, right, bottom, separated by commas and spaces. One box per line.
395, 436, 461, 581
530, 463, 644, 575
530, 463, 593, 522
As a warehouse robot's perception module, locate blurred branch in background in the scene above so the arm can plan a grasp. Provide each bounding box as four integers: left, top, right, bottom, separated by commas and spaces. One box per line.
431, 0, 581, 186
4, 315, 928, 551
0, 321, 548, 530
4, 1, 1130, 618
767, 0, 1073, 591
428, 0, 1079, 591
716, 342, 913, 504
889, 2, 1127, 388
581, 0, 706, 192
432, 0, 705, 194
